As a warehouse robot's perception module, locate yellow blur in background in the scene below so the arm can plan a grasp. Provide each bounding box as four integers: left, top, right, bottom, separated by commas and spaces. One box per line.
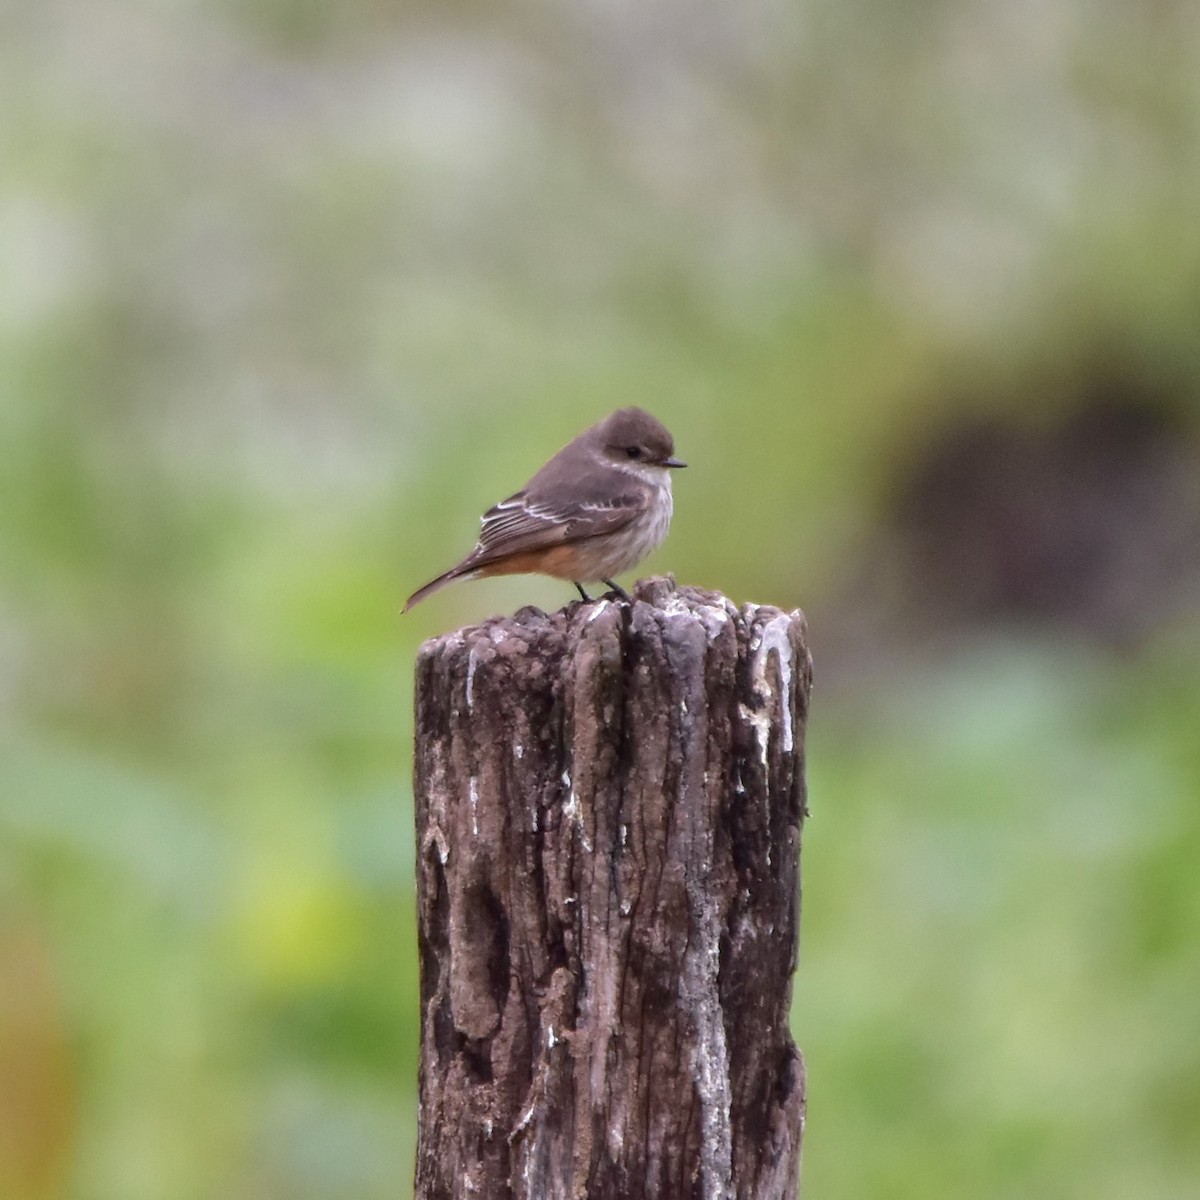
2, 2, 1199, 1197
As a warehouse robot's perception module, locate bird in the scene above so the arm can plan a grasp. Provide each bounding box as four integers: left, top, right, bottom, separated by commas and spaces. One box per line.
404, 407, 685, 611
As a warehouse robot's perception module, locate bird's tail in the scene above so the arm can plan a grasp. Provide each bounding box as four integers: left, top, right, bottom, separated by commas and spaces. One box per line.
403, 564, 474, 612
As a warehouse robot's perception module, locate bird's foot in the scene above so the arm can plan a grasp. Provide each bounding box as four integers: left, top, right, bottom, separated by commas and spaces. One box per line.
602, 578, 631, 602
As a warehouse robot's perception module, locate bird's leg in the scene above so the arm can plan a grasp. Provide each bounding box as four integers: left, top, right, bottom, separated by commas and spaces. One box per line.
574, 582, 592, 602
602, 578, 631, 602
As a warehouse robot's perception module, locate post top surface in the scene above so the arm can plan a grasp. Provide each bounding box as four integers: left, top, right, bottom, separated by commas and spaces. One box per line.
418, 575, 807, 663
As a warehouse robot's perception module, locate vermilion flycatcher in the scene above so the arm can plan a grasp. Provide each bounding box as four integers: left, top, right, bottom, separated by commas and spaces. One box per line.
404, 407, 685, 610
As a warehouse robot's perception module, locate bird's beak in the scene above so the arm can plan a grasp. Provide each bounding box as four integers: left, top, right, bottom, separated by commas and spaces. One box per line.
662, 456, 687, 469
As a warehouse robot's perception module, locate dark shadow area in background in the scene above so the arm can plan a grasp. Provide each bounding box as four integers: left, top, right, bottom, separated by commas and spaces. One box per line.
825, 352, 1200, 679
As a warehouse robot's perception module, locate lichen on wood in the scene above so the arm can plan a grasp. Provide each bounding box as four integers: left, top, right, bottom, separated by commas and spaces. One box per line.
413, 576, 812, 1200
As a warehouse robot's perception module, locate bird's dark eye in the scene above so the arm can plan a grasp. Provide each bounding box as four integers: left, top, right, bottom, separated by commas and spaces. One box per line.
626, 446, 642, 459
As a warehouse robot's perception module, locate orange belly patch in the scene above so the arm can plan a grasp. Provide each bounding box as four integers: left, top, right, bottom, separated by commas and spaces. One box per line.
476, 543, 585, 580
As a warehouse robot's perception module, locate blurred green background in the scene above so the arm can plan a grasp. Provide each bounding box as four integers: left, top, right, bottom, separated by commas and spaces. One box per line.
3, 2, 1199, 1197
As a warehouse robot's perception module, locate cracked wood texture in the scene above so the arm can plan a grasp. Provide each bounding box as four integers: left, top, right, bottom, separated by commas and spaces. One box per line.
413, 577, 811, 1200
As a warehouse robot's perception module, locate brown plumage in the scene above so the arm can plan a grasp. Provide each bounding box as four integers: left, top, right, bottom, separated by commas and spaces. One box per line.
404, 407, 685, 610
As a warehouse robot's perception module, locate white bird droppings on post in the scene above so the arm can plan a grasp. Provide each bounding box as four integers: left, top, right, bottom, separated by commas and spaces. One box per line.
583, 599, 612, 625
740, 610, 796, 769
754, 612, 795, 754
739, 701, 773, 773
561, 768, 592, 851
465, 643, 481, 711
659, 590, 736, 643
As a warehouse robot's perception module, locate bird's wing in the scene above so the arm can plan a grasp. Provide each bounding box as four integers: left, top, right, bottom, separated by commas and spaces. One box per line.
466, 487, 647, 567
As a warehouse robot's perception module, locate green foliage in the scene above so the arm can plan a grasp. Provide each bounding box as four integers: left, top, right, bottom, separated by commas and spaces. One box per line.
800, 636, 1200, 1199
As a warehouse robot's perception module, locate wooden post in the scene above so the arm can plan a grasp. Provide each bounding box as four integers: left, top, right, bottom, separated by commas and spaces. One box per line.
412, 576, 811, 1200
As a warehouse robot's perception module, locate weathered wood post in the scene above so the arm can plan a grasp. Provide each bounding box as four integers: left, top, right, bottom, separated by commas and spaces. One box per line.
413, 576, 811, 1200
